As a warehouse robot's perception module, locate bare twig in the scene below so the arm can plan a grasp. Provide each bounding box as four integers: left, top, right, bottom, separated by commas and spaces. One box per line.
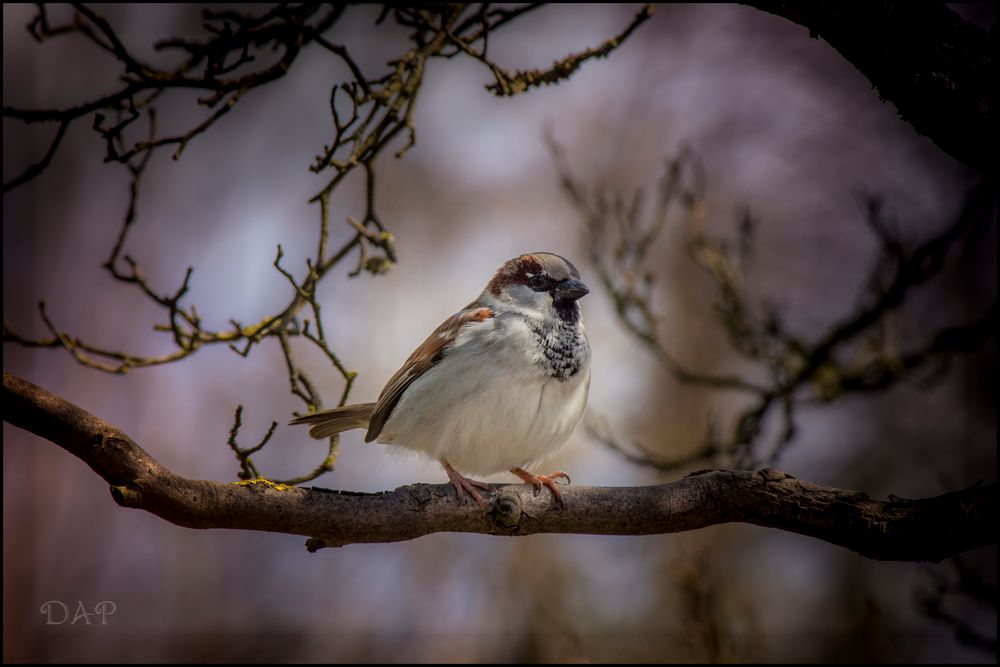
5, 3, 654, 485
226, 405, 277, 481
481, 4, 654, 96
6, 4, 344, 180
554, 138, 996, 472
2, 118, 70, 192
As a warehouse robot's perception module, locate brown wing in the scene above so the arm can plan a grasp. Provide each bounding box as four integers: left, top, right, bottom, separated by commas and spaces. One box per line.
364, 303, 493, 442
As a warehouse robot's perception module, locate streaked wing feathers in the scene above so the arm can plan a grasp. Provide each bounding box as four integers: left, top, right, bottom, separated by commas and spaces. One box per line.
364, 304, 493, 442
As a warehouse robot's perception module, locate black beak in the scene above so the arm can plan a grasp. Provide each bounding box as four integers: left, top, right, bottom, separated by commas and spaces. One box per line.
553, 277, 589, 302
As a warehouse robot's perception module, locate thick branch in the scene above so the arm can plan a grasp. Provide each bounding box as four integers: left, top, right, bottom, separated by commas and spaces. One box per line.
741, 1, 995, 175
3, 372, 995, 559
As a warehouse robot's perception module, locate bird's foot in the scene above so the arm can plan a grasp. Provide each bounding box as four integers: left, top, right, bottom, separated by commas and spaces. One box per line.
511, 467, 571, 506
442, 460, 493, 507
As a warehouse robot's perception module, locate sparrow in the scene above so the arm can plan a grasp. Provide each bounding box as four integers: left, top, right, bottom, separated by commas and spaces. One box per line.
290, 252, 592, 506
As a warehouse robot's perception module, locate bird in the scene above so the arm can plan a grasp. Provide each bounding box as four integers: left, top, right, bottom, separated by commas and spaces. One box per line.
290, 252, 592, 506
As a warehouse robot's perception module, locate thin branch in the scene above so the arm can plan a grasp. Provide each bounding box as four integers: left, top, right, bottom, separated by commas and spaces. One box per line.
2, 118, 70, 192
835, 302, 998, 394
549, 136, 766, 394
559, 136, 996, 473
482, 4, 654, 96
4, 3, 340, 189
587, 415, 722, 474
226, 404, 277, 481
787, 181, 993, 395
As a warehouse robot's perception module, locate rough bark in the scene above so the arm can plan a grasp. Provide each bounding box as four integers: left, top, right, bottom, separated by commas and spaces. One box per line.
3, 372, 995, 558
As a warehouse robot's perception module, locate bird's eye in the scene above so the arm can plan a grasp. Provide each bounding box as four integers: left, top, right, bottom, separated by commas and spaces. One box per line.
528, 274, 546, 290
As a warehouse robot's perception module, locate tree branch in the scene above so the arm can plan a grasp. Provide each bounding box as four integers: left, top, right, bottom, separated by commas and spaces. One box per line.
4, 372, 994, 559
740, 1, 995, 175
469, 4, 654, 96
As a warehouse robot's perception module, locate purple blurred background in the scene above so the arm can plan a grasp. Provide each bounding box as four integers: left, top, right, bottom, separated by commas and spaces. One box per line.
4, 4, 995, 662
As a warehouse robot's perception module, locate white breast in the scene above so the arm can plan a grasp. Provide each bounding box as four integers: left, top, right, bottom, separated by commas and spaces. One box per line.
377, 312, 591, 475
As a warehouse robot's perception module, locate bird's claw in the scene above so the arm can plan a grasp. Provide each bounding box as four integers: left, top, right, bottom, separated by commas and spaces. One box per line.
442, 460, 493, 507
511, 468, 571, 506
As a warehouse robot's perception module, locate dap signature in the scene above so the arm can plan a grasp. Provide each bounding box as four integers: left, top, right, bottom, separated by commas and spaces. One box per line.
40, 600, 117, 625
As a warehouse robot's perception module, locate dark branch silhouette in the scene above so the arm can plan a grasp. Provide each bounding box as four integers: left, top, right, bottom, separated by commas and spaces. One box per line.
740, 1, 995, 175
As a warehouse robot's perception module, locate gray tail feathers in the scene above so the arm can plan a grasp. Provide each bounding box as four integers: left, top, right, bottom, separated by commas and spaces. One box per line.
289, 403, 376, 440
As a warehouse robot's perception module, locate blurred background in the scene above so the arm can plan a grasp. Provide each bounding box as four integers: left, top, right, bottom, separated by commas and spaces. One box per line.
4, 3, 996, 662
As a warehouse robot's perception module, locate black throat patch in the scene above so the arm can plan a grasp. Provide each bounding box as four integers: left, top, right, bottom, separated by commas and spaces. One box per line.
553, 299, 580, 324
532, 310, 587, 380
